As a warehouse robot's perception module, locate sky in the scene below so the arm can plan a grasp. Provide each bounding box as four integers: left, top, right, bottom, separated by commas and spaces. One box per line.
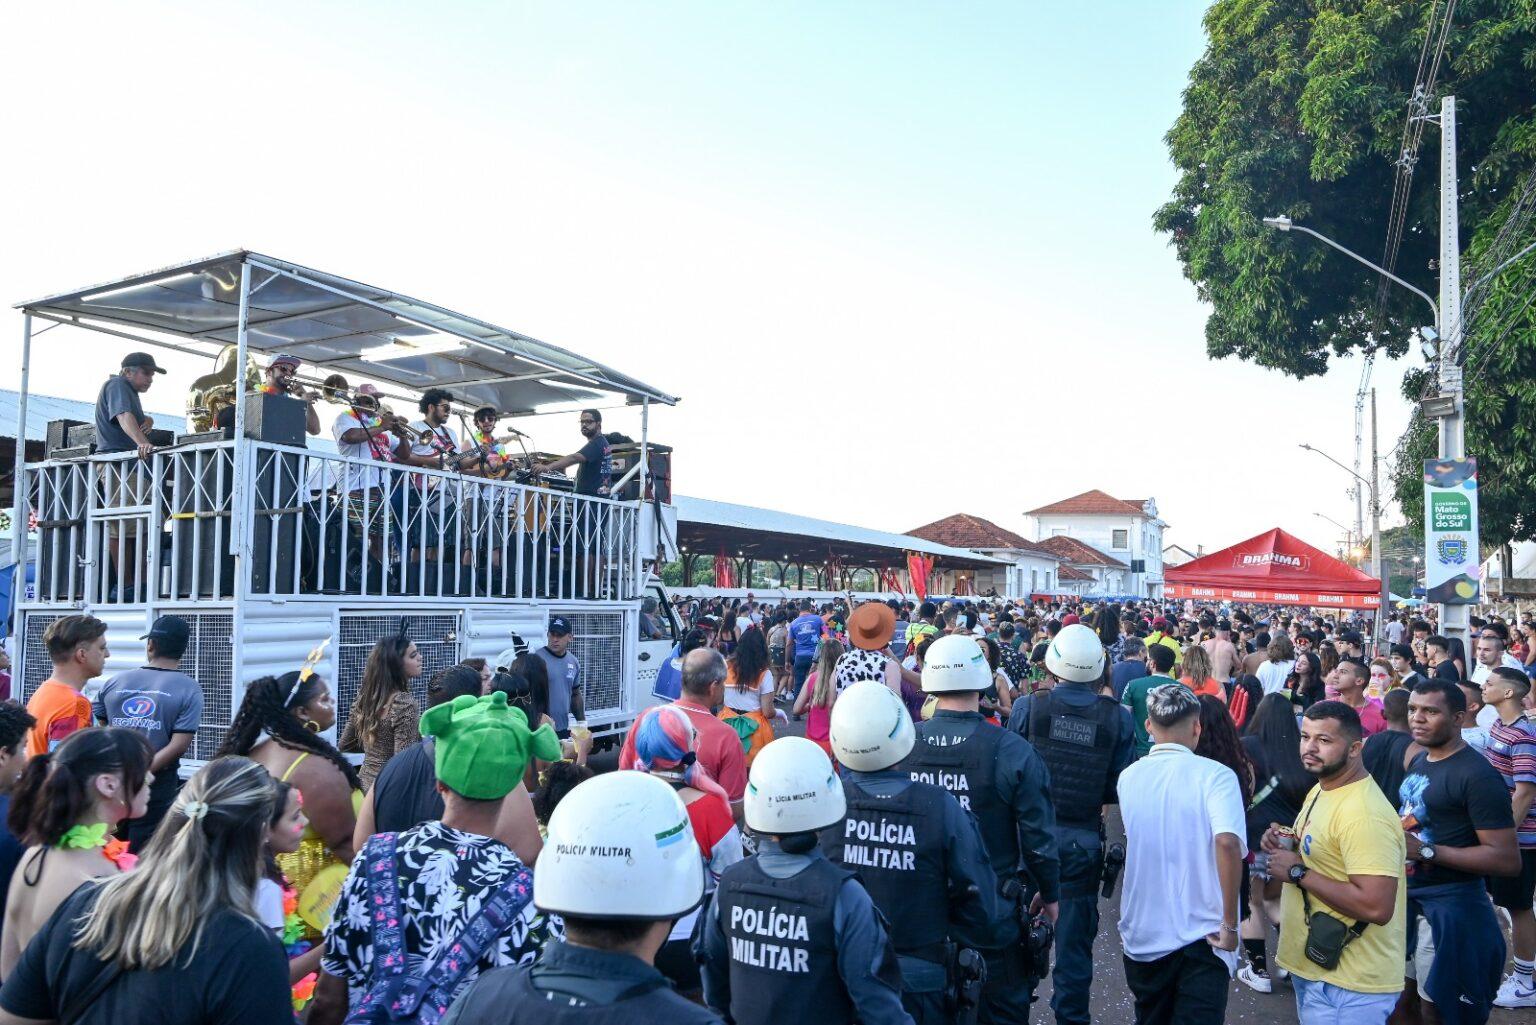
0, 1, 1417, 557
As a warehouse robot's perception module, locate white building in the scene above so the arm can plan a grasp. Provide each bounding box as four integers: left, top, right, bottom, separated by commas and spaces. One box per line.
1023, 490, 1167, 598
1035, 535, 1131, 595
1163, 543, 1201, 568
906, 513, 1065, 598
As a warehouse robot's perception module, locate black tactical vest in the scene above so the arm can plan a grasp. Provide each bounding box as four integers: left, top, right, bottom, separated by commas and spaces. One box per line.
821, 778, 950, 965
1026, 689, 1119, 827
903, 720, 1016, 877
478, 965, 720, 1025
717, 856, 854, 1025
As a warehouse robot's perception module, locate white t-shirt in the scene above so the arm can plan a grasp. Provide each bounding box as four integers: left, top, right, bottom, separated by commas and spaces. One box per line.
1385, 621, 1405, 644
254, 877, 285, 933
1118, 743, 1246, 971
332, 411, 385, 492
409, 420, 459, 487
1469, 652, 1523, 684
723, 669, 774, 713
1256, 659, 1295, 696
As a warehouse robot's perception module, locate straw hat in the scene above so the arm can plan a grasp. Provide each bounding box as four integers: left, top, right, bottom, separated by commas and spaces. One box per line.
847, 602, 896, 652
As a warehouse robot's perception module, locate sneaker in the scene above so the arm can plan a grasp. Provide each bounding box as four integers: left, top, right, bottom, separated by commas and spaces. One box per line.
1273, 965, 1289, 982
1236, 964, 1273, 994
1494, 974, 1536, 1008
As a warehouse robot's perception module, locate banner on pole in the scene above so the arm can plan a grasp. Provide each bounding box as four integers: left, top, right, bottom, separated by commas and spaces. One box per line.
1423, 458, 1479, 605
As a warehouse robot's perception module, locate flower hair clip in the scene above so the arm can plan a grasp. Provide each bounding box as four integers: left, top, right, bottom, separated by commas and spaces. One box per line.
180, 799, 210, 821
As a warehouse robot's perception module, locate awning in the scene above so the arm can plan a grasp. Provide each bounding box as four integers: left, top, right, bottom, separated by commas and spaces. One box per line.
675, 495, 1007, 571
17, 251, 677, 417
1165, 527, 1381, 609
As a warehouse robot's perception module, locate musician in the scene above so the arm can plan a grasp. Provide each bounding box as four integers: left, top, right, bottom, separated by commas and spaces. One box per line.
261, 354, 321, 436
332, 384, 412, 494
94, 351, 163, 458
532, 408, 612, 498
458, 406, 512, 478
405, 388, 464, 569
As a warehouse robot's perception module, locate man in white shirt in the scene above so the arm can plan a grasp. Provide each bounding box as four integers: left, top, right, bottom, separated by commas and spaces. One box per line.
1117, 682, 1245, 1025
1470, 628, 1524, 731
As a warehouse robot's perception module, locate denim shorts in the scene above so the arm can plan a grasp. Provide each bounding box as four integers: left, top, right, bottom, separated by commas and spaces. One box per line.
1292, 975, 1399, 1025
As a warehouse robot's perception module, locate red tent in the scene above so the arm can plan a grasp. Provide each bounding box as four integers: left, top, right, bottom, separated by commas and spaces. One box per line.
1164, 528, 1382, 609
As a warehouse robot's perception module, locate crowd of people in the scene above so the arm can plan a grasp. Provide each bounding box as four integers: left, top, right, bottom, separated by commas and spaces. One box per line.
0, 592, 1530, 1024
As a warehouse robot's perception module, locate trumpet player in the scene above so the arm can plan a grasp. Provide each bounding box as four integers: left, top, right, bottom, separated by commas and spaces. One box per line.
333, 384, 412, 494
262, 354, 321, 436
404, 388, 464, 569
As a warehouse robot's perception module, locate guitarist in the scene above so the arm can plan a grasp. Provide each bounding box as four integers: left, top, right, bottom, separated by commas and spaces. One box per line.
459, 405, 515, 479
405, 388, 465, 574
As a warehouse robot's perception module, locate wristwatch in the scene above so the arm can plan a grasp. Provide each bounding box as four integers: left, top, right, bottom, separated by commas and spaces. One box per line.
1288, 863, 1309, 885
1418, 844, 1437, 862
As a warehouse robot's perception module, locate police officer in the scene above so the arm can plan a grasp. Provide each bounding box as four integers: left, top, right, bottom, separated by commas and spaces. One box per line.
443, 771, 722, 1024
1007, 623, 1135, 1025
820, 681, 997, 1024
699, 737, 915, 1025
902, 633, 1060, 1025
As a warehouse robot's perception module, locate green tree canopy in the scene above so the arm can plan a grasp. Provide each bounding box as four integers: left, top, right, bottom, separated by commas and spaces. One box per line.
1157, 0, 1536, 544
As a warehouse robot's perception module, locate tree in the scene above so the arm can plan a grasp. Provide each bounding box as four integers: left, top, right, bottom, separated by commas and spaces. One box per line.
1157, 1, 1536, 542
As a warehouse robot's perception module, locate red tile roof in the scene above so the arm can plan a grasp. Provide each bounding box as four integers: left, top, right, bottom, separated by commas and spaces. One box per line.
1057, 565, 1094, 581
906, 513, 1056, 555
1035, 534, 1129, 568
1025, 490, 1149, 517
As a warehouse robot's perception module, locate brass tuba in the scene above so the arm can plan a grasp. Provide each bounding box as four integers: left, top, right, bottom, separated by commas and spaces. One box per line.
188, 344, 262, 431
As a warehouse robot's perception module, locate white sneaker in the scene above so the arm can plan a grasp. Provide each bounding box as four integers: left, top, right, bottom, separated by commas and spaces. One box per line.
1236, 964, 1273, 994
1494, 974, 1536, 1008
1273, 965, 1289, 982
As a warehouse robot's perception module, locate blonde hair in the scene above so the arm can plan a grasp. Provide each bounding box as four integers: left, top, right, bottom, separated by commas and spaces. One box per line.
1181, 643, 1213, 683
810, 639, 844, 709
73, 757, 275, 970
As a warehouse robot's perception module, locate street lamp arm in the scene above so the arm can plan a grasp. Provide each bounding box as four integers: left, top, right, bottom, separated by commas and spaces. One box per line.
1286, 224, 1440, 326
1464, 239, 1536, 306
1300, 444, 1374, 493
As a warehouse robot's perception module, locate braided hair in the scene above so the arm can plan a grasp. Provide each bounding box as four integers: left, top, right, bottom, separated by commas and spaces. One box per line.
217, 672, 361, 791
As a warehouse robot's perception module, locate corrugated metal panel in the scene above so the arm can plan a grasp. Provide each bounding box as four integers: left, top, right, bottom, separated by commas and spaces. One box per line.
0, 389, 184, 443
233, 602, 338, 748
334, 611, 460, 734
462, 606, 547, 668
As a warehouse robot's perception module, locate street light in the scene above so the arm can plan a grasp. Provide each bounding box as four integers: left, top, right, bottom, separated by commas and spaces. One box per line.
1301, 442, 1390, 648
1262, 216, 1440, 328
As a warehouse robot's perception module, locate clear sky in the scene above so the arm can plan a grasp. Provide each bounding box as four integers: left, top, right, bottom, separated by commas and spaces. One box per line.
0, 1, 1413, 556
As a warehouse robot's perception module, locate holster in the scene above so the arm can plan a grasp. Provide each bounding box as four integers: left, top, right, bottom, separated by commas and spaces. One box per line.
945, 942, 987, 1025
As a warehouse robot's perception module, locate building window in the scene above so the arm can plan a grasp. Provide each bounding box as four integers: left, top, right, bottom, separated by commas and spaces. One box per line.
1031, 568, 1038, 590
1051, 527, 1067, 537
1112, 528, 1128, 549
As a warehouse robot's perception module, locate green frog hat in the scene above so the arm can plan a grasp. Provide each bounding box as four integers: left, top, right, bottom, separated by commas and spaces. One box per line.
420, 692, 563, 800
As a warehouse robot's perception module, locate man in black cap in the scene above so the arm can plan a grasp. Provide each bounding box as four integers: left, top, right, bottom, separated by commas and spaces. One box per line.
92, 614, 204, 851
534, 616, 584, 735
94, 351, 165, 458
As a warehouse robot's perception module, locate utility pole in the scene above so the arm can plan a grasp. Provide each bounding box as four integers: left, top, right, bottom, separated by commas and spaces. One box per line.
1437, 95, 1469, 648
1371, 388, 1386, 650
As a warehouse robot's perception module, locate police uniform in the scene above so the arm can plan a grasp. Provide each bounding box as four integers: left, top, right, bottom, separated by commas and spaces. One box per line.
1008, 684, 1134, 1025
819, 769, 998, 1024
902, 710, 1060, 1025
442, 941, 723, 1025
699, 837, 914, 1025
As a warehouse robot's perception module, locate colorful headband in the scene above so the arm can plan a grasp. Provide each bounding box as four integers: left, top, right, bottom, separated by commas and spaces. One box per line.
288, 639, 330, 706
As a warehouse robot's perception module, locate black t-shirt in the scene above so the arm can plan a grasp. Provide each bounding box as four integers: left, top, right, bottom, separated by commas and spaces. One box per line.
1399, 744, 1515, 888
1432, 660, 1461, 683
573, 434, 612, 496
1362, 729, 1415, 809
0, 883, 289, 1024
1241, 735, 1306, 847
372, 739, 444, 835
0, 796, 24, 922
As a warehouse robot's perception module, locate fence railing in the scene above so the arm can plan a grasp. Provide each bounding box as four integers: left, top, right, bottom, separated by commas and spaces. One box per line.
22, 440, 641, 605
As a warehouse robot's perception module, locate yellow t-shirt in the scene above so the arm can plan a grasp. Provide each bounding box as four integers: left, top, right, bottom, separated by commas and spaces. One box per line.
1277, 775, 1407, 993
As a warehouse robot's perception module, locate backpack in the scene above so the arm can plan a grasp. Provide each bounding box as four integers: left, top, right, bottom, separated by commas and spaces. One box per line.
345, 833, 534, 1025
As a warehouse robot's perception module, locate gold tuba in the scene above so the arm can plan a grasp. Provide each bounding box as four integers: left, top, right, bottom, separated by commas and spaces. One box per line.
187, 344, 262, 431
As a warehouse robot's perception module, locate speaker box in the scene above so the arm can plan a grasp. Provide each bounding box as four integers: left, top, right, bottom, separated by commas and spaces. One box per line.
45, 419, 87, 458
609, 443, 672, 503
249, 449, 301, 594
171, 453, 235, 598
244, 392, 307, 447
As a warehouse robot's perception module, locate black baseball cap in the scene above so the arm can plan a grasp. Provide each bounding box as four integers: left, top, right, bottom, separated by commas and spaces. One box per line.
548, 615, 573, 636
140, 614, 189, 645
121, 351, 167, 374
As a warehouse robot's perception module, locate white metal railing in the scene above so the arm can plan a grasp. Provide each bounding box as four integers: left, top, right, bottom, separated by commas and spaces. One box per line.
20, 440, 642, 605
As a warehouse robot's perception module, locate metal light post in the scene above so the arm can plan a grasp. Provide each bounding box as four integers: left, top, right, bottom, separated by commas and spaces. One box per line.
1301, 442, 1389, 650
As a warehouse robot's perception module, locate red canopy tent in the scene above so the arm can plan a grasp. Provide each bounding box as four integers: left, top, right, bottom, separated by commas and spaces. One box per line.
1164, 528, 1382, 610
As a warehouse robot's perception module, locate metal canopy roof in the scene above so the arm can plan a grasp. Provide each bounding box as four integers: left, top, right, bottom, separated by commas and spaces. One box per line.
675, 495, 1008, 570
17, 251, 678, 416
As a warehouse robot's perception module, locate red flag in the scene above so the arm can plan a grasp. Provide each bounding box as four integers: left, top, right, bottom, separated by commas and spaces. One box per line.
906, 553, 933, 600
